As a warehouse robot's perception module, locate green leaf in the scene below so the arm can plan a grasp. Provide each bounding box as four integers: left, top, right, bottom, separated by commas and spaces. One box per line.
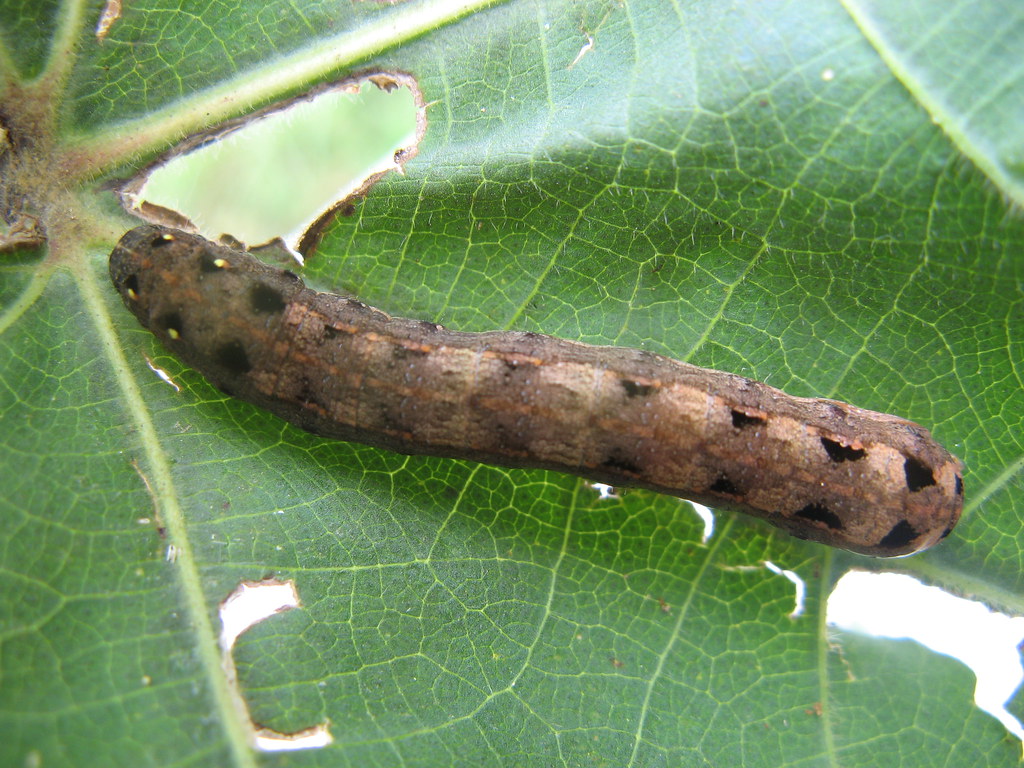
2, 1, 1021, 766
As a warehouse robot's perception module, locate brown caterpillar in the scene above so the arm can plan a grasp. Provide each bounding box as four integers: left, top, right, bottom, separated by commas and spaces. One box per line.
109, 225, 963, 557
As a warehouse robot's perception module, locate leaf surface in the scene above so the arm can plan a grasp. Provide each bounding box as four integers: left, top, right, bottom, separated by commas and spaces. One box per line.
1, 1, 1021, 766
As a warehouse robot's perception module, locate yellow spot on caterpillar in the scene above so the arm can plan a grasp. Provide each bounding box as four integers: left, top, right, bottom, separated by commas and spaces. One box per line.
126, 288, 138, 300
214, 258, 228, 268
167, 328, 180, 340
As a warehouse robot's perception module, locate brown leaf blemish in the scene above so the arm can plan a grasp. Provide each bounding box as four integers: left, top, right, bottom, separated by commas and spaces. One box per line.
95, 0, 123, 42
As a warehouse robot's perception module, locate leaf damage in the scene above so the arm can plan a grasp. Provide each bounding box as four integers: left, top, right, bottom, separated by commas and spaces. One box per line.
114, 71, 427, 260
95, 0, 123, 42
219, 578, 332, 751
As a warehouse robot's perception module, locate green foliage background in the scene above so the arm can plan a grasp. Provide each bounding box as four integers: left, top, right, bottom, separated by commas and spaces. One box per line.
1, 0, 1021, 766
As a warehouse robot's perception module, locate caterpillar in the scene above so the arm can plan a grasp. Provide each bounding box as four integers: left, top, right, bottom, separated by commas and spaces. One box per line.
109, 225, 963, 557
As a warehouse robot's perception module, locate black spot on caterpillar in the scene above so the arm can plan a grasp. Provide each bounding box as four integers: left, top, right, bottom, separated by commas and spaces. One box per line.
904, 455, 938, 492
217, 340, 252, 375
109, 225, 964, 557
622, 380, 655, 398
820, 436, 866, 463
878, 519, 919, 550
795, 502, 844, 531
709, 475, 740, 496
731, 409, 766, 429
249, 283, 288, 314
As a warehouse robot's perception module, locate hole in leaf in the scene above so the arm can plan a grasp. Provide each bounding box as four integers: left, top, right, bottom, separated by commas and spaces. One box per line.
117, 72, 424, 260
219, 579, 333, 751
828, 572, 1024, 746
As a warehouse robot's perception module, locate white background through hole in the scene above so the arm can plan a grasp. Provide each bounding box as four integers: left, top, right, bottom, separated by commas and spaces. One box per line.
215, 560, 1022, 751
135, 78, 418, 255
828, 571, 1024, 746
219, 580, 333, 751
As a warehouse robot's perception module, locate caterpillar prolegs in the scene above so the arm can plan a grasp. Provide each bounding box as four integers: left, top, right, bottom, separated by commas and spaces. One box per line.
109, 225, 963, 557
